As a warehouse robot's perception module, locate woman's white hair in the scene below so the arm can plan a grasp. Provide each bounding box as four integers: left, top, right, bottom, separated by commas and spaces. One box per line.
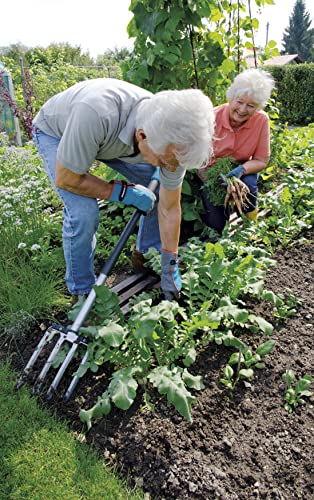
135, 89, 215, 170
226, 69, 275, 109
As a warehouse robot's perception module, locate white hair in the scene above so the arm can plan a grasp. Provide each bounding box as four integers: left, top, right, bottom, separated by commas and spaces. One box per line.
226, 69, 275, 109
135, 89, 215, 170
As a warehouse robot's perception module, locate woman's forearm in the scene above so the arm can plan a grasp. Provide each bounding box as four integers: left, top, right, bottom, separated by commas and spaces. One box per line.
242, 158, 269, 175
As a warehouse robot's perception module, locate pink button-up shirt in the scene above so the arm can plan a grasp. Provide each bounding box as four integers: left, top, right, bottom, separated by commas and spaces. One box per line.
199, 103, 270, 179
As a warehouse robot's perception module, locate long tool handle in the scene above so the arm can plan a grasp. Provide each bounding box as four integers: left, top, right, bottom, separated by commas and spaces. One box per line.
70, 168, 160, 332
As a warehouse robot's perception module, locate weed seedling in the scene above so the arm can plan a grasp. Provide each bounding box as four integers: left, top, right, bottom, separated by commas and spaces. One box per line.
282, 370, 313, 413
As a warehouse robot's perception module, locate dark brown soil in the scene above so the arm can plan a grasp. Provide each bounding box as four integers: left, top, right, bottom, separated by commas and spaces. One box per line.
2, 229, 314, 500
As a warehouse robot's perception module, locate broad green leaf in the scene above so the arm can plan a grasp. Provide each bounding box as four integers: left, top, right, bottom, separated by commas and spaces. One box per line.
181, 178, 192, 195
110, 371, 138, 410
97, 321, 127, 347
256, 339, 275, 357
282, 370, 295, 385
221, 58, 235, 74
228, 352, 243, 365
251, 18, 259, 29
224, 336, 247, 352
183, 347, 197, 367
281, 186, 292, 203
298, 390, 312, 397
295, 377, 313, 394
214, 242, 225, 259
223, 364, 234, 379
181, 38, 193, 61
133, 310, 159, 339
239, 369, 254, 380
80, 396, 111, 430
149, 367, 196, 421
248, 314, 273, 335
209, 6, 223, 22
182, 369, 204, 391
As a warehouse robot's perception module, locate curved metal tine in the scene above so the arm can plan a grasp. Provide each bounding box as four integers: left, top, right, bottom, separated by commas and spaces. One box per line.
46, 342, 80, 399
32, 333, 66, 395
16, 328, 55, 389
64, 350, 89, 401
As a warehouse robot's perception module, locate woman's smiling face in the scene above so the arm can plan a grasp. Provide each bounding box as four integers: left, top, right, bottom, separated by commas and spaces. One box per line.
229, 94, 258, 128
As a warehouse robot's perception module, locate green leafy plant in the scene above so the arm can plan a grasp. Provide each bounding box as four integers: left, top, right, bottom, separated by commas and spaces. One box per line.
220, 339, 276, 392
203, 156, 237, 206
282, 370, 313, 413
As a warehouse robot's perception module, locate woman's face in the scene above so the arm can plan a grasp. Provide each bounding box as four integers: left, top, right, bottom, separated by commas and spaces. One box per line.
229, 94, 258, 128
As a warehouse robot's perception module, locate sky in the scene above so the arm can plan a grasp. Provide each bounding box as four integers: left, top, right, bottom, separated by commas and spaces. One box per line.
1, 0, 313, 59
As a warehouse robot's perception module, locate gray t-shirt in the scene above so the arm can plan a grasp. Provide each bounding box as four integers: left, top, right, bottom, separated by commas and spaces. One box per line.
33, 78, 185, 190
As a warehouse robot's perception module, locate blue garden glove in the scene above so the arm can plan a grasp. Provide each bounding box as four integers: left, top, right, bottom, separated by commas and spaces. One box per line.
109, 180, 156, 213
161, 249, 182, 301
226, 165, 245, 179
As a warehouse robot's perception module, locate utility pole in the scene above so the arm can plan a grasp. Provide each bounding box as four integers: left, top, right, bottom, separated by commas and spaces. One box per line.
266, 22, 269, 46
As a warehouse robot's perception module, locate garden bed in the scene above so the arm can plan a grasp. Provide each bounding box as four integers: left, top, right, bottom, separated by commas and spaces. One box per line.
4, 228, 314, 500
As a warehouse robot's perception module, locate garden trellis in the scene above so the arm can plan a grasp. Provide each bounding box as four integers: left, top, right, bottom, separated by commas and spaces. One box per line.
0, 62, 22, 145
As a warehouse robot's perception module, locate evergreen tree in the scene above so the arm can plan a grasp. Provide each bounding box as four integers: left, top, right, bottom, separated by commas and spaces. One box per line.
281, 0, 314, 62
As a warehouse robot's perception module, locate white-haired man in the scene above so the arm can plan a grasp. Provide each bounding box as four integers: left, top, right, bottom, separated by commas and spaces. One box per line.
32, 78, 215, 301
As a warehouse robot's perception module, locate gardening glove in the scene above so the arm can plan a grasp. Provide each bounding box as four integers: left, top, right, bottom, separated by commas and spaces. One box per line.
161, 249, 182, 301
226, 165, 246, 179
109, 180, 156, 214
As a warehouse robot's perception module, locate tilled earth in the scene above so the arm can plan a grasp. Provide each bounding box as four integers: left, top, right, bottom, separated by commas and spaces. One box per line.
3, 229, 314, 500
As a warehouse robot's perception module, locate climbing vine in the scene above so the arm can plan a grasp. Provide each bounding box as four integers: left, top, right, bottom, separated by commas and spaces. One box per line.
122, 0, 278, 103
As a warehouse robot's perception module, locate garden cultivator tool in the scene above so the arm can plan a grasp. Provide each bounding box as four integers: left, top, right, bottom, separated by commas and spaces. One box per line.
16, 169, 160, 400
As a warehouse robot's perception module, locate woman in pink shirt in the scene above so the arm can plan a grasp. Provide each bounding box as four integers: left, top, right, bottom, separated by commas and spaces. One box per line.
198, 69, 275, 233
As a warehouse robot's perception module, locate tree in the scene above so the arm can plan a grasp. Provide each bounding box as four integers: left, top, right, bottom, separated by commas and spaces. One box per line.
281, 0, 314, 62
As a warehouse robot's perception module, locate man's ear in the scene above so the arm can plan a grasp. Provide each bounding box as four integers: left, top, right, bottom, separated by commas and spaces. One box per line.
135, 129, 146, 142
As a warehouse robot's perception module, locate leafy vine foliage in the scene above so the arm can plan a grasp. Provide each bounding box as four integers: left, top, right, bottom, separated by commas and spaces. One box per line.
122, 0, 277, 101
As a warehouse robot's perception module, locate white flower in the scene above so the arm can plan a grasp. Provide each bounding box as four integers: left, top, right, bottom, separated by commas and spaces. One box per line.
31, 244, 41, 251
25, 207, 34, 213
18, 242, 27, 249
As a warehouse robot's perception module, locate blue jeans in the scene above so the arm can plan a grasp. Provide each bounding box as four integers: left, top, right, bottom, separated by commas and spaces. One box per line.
32, 127, 161, 295
199, 174, 258, 233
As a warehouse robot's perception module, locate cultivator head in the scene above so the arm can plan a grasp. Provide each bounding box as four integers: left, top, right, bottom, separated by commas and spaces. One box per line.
16, 170, 160, 401
16, 270, 159, 401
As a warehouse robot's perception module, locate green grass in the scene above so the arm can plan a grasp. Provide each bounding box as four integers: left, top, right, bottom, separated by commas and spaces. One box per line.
0, 255, 65, 332
0, 361, 143, 500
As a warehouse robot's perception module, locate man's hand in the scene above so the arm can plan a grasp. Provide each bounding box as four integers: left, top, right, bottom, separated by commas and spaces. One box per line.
226, 165, 246, 179
109, 180, 156, 213
161, 249, 182, 301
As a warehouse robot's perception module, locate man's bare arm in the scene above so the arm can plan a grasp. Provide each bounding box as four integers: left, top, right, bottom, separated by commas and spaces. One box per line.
158, 184, 182, 252
55, 161, 112, 199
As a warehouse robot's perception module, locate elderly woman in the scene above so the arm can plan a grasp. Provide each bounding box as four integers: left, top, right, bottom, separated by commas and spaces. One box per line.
198, 68, 275, 233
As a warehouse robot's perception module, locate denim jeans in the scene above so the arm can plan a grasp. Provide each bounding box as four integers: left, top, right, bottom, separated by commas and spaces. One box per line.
32, 127, 161, 295
198, 173, 258, 234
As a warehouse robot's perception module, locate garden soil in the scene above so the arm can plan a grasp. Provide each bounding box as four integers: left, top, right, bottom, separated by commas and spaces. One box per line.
3, 229, 314, 500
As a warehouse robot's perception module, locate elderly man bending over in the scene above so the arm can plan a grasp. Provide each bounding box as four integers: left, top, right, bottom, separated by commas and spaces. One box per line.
32, 78, 215, 301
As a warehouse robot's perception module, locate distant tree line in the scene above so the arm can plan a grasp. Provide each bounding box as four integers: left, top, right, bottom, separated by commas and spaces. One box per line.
0, 42, 132, 69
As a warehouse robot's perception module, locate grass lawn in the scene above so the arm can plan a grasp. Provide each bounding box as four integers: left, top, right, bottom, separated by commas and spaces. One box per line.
0, 361, 143, 500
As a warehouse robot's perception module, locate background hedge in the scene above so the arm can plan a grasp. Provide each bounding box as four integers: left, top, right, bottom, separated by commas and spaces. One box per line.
266, 63, 314, 125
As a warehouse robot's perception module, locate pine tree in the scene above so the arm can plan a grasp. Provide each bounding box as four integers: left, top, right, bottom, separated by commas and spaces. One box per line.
281, 0, 314, 62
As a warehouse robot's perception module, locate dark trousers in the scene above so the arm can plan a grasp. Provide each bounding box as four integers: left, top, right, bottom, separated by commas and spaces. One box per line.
197, 174, 258, 233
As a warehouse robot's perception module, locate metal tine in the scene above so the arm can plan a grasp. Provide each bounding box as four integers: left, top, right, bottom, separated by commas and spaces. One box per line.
16, 326, 58, 390
46, 341, 81, 400
64, 350, 89, 401
32, 332, 67, 395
